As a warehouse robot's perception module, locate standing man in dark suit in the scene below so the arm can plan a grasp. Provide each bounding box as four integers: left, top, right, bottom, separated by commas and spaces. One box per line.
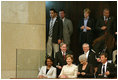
46, 9, 63, 58
96, 8, 115, 37
59, 9, 73, 50
79, 8, 94, 50
81, 43, 97, 68
96, 53, 116, 78
54, 43, 73, 77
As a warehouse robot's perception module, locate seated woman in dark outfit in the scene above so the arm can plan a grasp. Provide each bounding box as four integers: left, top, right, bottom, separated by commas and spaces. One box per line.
77, 54, 94, 78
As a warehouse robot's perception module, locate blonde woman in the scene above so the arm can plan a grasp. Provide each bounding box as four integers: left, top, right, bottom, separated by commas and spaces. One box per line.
59, 54, 78, 78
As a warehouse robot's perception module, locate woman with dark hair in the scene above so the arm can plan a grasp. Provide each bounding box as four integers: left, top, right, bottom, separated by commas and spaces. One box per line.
37, 56, 56, 78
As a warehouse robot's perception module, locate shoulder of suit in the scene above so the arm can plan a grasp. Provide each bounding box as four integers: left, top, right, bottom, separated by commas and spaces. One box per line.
65, 18, 72, 22
89, 17, 94, 20
41, 66, 46, 69
109, 16, 114, 20
107, 63, 115, 66
56, 51, 61, 54
89, 50, 94, 54
51, 66, 56, 69
56, 51, 62, 57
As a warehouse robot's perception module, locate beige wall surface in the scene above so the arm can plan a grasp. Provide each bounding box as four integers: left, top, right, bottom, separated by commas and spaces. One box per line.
1, 1, 46, 79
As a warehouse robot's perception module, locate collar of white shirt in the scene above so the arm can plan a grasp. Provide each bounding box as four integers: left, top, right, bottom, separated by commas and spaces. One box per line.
61, 51, 66, 55
102, 61, 108, 77
62, 17, 65, 22
84, 16, 89, 20
104, 16, 108, 21
84, 50, 90, 59
52, 17, 57, 21
102, 61, 107, 67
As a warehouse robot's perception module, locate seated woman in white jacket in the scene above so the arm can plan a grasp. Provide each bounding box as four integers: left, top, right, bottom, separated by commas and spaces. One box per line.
59, 54, 78, 78
37, 56, 56, 78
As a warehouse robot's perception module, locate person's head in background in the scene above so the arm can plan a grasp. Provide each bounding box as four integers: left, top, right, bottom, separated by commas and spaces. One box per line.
45, 56, 53, 67
59, 9, 65, 19
103, 8, 110, 18
66, 54, 74, 65
50, 8, 56, 18
79, 54, 87, 65
60, 43, 67, 53
100, 53, 108, 64
82, 43, 90, 53
84, 8, 90, 19
55, 10, 58, 17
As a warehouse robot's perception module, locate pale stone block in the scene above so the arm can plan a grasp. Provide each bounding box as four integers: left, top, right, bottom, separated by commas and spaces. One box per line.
1, 23, 46, 50
2, 1, 46, 24
1, 1, 29, 23
16, 49, 45, 78
28, 1, 46, 24
1, 23, 46, 78
1, 71, 16, 79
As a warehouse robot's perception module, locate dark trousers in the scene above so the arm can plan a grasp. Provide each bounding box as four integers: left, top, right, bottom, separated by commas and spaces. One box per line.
56, 68, 61, 78
79, 32, 93, 51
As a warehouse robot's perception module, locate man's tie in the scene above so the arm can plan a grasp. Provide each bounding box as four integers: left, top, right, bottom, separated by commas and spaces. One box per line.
63, 52, 65, 60
103, 65, 105, 75
105, 17, 108, 24
49, 19, 53, 37
105, 19, 107, 24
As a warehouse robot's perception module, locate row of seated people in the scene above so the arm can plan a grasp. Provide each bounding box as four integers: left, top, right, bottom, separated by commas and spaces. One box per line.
37, 43, 117, 78
37, 54, 116, 78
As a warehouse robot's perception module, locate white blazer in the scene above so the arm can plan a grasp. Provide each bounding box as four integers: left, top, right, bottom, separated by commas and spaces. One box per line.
38, 66, 56, 78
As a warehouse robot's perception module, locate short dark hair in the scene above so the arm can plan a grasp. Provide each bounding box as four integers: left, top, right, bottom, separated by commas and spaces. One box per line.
100, 53, 108, 58
45, 56, 53, 66
50, 8, 56, 13
59, 9, 65, 13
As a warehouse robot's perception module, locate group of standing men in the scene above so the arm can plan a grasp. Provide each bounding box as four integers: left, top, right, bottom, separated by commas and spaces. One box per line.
46, 8, 116, 60
46, 9, 73, 58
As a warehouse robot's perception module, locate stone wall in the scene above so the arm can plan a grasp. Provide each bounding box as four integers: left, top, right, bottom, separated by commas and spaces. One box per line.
1, 1, 46, 79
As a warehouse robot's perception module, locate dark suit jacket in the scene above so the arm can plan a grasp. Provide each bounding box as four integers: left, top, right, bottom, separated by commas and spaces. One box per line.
82, 50, 97, 67
54, 50, 72, 67
96, 16, 115, 36
79, 17, 95, 33
78, 64, 94, 78
46, 17, 63, 43
96, 63, 116, 78
79, 17, 95, 46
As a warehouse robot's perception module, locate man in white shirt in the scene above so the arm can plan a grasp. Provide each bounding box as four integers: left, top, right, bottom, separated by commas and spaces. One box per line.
81, 43, 97, 67
96, 53, 116, 78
